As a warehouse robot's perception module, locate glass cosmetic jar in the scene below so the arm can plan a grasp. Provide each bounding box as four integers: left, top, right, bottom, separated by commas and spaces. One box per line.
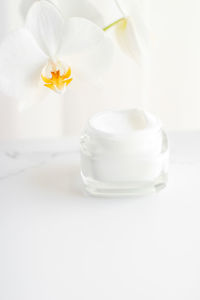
80, 109, 169, 197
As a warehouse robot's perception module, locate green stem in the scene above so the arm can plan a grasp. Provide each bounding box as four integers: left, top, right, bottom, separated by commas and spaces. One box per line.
103, 18, 126, 31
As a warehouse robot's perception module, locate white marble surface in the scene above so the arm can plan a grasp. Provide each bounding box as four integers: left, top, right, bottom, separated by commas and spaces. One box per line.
0, 132, 200, 300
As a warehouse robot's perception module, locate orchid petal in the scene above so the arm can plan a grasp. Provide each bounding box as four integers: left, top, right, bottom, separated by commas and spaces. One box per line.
115, 18, 141, 62
21, 0, 104, 27
58, 17, 113, 80
0, 28, 48, 108
51, 0, 104, 27
59, 17, 111, 55
26, 0, 64, 57
20, 0, 36, 19
67, 37, 113, 82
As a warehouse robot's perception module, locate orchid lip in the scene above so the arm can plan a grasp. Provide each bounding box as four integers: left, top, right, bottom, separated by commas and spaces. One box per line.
41, 60, 73, 93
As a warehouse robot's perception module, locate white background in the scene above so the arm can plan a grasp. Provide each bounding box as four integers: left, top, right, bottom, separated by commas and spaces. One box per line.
0, 0, 199, 139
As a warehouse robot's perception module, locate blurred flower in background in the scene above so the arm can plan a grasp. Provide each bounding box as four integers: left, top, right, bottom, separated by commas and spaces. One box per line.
112, 0, 150, 63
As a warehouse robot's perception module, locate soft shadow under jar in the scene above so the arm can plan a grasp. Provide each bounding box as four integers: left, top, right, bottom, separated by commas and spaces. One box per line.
80, 109, 169, 197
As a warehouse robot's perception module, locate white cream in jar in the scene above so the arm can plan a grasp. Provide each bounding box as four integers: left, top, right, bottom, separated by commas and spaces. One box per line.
80, 109, 169, 196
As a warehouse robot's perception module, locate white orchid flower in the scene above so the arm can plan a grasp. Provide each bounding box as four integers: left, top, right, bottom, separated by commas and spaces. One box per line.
0, 0, 113, 109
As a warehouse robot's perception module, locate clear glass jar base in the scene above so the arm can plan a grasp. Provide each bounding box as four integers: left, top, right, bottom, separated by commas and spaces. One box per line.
81, 172, 168, 197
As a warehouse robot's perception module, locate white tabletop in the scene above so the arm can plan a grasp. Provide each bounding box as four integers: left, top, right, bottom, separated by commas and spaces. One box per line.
0, 132, 200, 300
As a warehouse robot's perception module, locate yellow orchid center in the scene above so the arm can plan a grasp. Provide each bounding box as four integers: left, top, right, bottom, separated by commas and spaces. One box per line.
41, 60, 73, 94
